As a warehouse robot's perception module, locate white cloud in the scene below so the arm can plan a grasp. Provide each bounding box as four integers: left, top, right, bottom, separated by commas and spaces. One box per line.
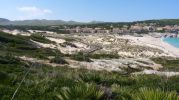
18, 6, 52, 16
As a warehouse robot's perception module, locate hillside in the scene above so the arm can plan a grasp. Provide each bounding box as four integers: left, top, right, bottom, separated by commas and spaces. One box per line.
1, 18, 179, 26
0, 18, 9, 22
136, 19, 179, 26
0, 31, 179, 99
0, 19, 82, 26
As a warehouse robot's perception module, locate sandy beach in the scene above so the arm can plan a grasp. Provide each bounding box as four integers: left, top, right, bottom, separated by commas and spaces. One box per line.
119, 35, 179, 57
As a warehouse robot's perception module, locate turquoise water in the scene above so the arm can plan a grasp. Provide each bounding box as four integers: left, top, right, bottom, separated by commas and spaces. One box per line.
163, 38, 179, 48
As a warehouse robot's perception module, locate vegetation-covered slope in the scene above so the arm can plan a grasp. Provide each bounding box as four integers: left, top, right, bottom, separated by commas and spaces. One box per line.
0, 55, 179, 99
0, 32, 63, 59
0, 32, 179, 100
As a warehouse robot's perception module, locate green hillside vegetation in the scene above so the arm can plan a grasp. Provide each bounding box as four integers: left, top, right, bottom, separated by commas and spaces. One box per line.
143, 19, 179, 26
0, 32, 63, 59
152, 57, 179, 71
0, 55, 179, 99
0, 25, 70, 34
68, 52, 120, 62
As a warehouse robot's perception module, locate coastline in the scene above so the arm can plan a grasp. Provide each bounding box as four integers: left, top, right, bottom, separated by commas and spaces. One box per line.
163, 37, 179, 48
157, 38, 179, 57
119, 35, 179, 58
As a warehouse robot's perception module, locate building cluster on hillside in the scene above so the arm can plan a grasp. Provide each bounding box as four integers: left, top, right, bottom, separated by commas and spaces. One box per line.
28, 30, 56, 34
1, 23, 179, 36
66, 27, 111, 34
64, 24, 179, 34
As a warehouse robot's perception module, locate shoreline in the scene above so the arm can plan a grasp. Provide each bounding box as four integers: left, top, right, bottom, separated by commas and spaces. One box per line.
163, 37, 179, 48
119, 35, 179, 58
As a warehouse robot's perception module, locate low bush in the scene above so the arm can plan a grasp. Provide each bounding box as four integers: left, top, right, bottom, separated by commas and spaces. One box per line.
89, 53, 120, 59
50, 56, 68, 64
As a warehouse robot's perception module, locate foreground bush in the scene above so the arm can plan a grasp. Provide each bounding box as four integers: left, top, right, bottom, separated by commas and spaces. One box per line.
56, 83, 105, 100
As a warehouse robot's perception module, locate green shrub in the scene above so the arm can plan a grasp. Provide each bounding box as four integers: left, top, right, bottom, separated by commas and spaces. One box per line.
50, 56, 68, 64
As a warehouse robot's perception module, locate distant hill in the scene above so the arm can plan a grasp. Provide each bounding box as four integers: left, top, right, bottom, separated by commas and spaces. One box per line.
0, 18, 9, 21
0, 18, 179, 26
0, 18, 10, 23
135, 19, 179, 26
0, 18, 84, 26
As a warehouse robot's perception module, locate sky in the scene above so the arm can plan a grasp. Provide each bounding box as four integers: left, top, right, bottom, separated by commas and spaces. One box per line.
0, 0, 179, 22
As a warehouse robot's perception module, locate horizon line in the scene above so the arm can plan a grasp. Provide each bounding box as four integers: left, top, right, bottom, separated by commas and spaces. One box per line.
1, 17, 179, 23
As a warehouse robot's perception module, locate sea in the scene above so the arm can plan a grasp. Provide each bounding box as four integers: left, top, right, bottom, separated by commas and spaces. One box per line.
163, 38, 179, 48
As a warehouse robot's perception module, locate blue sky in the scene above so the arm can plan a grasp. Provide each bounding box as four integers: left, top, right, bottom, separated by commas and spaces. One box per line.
0, 0, 179, 22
